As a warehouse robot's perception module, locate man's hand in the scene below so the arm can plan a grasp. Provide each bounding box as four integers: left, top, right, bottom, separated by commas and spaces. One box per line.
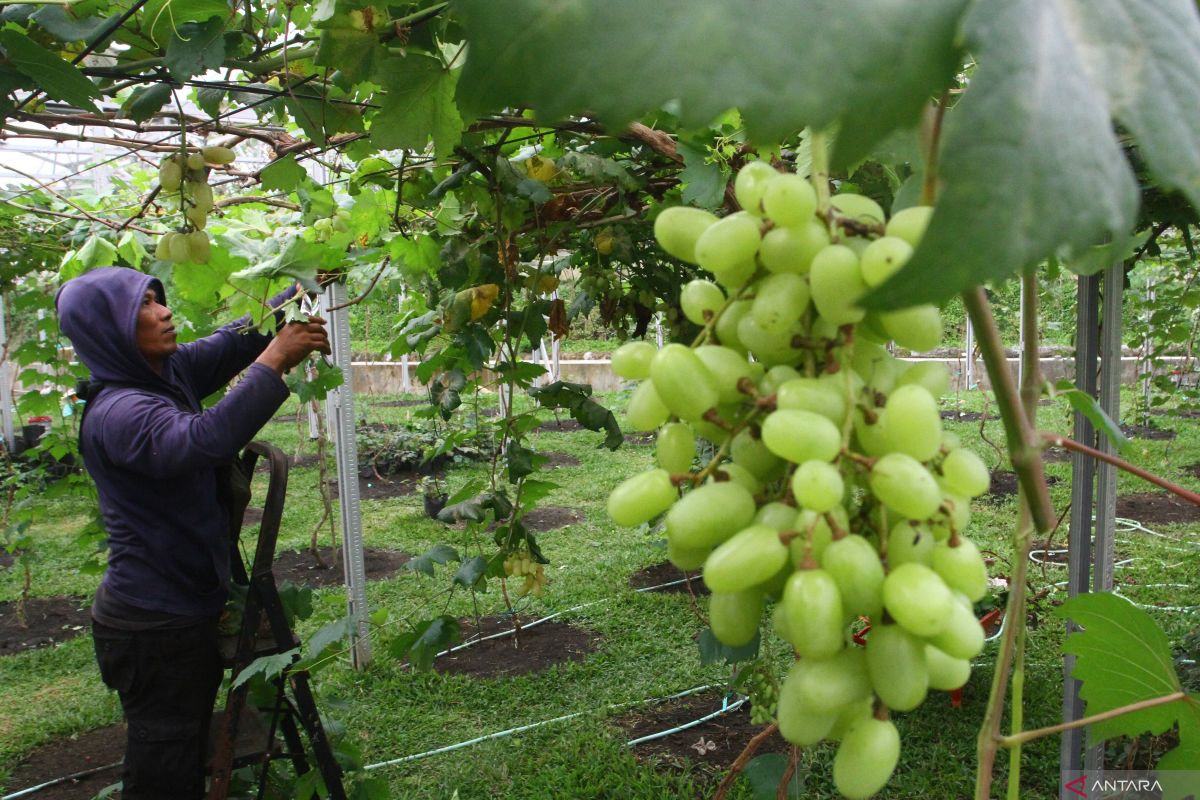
255, 316, 332, 376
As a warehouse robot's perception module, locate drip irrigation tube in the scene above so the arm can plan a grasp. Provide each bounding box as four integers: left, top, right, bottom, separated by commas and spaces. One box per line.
2, 761, 121, 800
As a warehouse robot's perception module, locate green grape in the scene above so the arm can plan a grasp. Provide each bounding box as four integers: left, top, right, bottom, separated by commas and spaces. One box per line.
167, 232, 191, 262
852, 407, 891, 457
650, 344, 719, 422
821, 534, 885, 620
154, 234, 173, 261
792, 460, 844, 513
851, 342, 903, 394
694, 211, 762, 276
882, 562, 953, 637
191, 182, 214, 213
870, 453, 943, 520
762, 173, 817, 227
654, 206, 718, 264
703, 524, 789, 593
935, 492, 971, 540
611, 341, 656, 380
941, 430, 962, 451
714, 258, 757, 290
941, 448, 990, 498
791, 507, 843, 564
759, 220, 829, 274
759, 560, 793, 601
666, 481, 757, 550
607, 469, 676, 527
796, 647, 871, 713
713, 462, 762, 494
755, 501, 800, 531
709, 590, 764, 647
928, 598, 985, 659
760, 409, 842, 464
695, 345, 756, 404
184, 206, 207, 231
655, 422, 696, 474
809, 244, 867, 325
734, 160, 778, 216
714, 299, 752, 354
886, 205, 933, 247
186, 231, 211, 264
926, 644, 971, 690
778, 661, 836, 745
931, 536, 989, 601
880, 304, 943, 352
731, 429, 784, 480
827, 698, 873, 741
884, 384, 942, 462
760, 364, 802, 394
819, 369, 863, 408
680, 279, 725, 325
751, 273, 811, 333
896, 361, 951, 398
865, 624, 928, 711
186, 151, 206, 171
860, 236, 914, 287
888, 521, 935, 567
158, 159, 183, 192
777, 378, 846, 425
833, 718, 901, 800
830, 192, 885, 227
780, 568, 845, 658
201, 145, 237, 165
667, 538, 710, 571
736, 314, 802, 366
626, 381, 670, 431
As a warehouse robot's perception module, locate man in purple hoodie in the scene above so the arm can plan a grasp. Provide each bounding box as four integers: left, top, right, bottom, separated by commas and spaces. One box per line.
55, 267, 330, 799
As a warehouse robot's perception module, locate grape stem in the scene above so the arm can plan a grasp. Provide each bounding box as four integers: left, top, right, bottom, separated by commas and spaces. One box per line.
1042, 433, 1200, 506
776, 747, 799, 800
712, 722, 779, 800
840, 449, 875, 469
996, 692, 1187, 749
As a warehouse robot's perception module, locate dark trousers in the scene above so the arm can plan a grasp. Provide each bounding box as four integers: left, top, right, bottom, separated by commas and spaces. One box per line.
92, 618, 223, 800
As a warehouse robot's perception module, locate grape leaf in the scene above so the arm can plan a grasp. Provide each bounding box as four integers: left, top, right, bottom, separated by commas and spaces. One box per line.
452, 556, 488, 589
869, 0, 1142, 308
372, 53, 463, 158
315, 13, 385, 85
404, 543, 460, 577
678, 142, 726, 210
124, 82, 172, 123
141, 0, 230, 47
456, 0, 967, 163
30, 6, 120, 44
743, 753, 806, 800
0, 29, 100, 113
260, 155, 309, 193
1056, 593, 1188, 742
1051, 380, 1133, 457
164, 17, 226, 80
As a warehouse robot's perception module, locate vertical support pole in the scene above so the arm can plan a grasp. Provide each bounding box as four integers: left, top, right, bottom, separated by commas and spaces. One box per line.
321, 283, 371, 669
1142, 285, 1154, 422
1018, 278, 1027, 388
1085, 261, 1124, 774
655, 313, 664, 349
0, 299, 15, 452
1061, 273, 1100, 792
965, 316, 977, 390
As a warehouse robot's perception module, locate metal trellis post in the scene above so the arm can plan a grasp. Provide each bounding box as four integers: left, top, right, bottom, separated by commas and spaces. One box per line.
321, 283, 371, 669
0, 300, 14, 453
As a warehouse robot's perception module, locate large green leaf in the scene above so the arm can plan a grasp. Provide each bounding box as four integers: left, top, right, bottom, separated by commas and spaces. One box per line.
141, 0, 230, 47
0, 29, 100, 113
869, 0, 1142, 308
456, 0, 967, 164
1056, 593, 1190, 742
372, 53, 463, 158
30, 6, 120, 44
164, 17, 226, 80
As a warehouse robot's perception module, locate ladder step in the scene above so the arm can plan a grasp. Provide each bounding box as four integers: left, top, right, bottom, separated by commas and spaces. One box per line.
207, 706, 280, 768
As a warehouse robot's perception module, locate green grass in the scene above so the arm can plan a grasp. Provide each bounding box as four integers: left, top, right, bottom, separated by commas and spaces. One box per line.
1, 384, 1197, 798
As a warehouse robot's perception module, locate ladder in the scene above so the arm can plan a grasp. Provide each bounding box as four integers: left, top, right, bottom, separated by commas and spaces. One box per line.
207, 441, 347, 800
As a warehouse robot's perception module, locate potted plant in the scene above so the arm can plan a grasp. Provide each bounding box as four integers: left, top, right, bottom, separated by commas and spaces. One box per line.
417, 475, 448, 519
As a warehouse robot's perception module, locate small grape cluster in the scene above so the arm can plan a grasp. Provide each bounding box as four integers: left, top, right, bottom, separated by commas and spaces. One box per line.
606, 161, 992, 799
503, 551, 546, 597
741, 660, 780, 726
155, 146, 235, 264
306, 208, 352, 243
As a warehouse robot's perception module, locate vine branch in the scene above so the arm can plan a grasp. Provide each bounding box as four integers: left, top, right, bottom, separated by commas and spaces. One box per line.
1042, 433, 1200, 506
997, 692, 1187, 749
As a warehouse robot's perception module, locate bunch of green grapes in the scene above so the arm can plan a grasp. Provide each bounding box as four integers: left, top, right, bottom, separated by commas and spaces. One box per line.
305, 208, 352, 243
155, 146, 235, 264
607, 161, 992, 800
740, 660, 780, 725
503, 551, 546, 597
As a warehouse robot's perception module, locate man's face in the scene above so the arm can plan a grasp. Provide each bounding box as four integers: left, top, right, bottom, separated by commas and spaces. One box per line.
135, 289, 177, 372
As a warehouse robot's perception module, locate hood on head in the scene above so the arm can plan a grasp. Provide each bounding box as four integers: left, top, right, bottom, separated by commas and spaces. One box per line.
55, 267, 168, 385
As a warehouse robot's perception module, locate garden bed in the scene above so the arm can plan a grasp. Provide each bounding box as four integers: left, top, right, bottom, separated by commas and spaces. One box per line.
0, 597, 92, 655
628, 563, 708, 595
5, 723, 123, 800
273, 547, 412, 589
1116, 492, 1200, 525
435, 616, 599, 678
985, 470, 1061, 501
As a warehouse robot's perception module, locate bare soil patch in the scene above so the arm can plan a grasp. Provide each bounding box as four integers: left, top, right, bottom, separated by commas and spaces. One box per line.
242, 506, 263, 527
628, 562, 709, 596
941, 410, 986, 423
1185, 462, 1200, 480
5, 723, 123, 800
1116, 492, 1200, 525
521, 506, 584, 532
612, 691, 787, 779
1120, 423, 1177, 441
624, 431, 656, 445
985, 470, 1061, 501
0, 596, 91, 656
435, 616, 599, 678
273, 546, 411, 589
541, 451, 581, 469
328, 472, 435, 501
536, 419, 584, 433
370, 399, 427, 408
253, 452, 322, 472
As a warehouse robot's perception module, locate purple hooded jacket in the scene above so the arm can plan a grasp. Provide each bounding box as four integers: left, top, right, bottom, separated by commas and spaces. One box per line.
56, 267, 293, 617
